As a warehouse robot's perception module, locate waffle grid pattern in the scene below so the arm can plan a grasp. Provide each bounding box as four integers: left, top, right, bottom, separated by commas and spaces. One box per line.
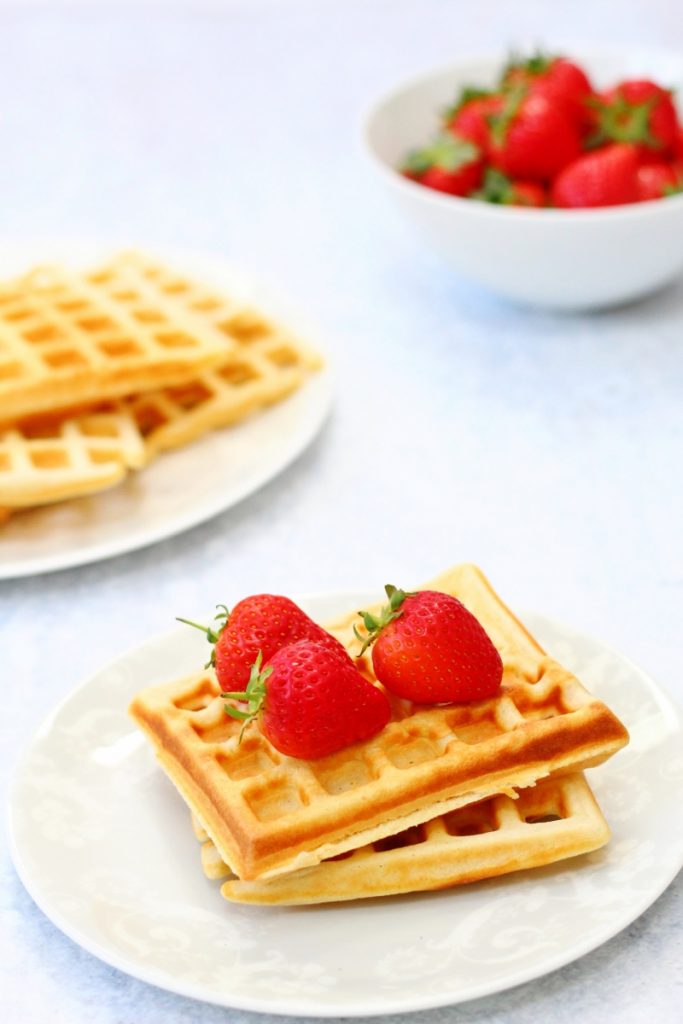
0, 264, 228, 421
170, 657, 590, 829
90, 253, 322, 457
192, 773, 610, 903
0, 252, 322, 510
0, 406, 146, 507
130, 565, 628, 881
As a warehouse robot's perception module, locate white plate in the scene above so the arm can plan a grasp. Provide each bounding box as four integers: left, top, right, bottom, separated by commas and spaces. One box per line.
0, 242, 332, 579
8, 592, 683, 1016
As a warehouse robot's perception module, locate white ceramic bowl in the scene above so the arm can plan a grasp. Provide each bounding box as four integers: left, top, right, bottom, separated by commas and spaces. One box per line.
363, 50, 683, 310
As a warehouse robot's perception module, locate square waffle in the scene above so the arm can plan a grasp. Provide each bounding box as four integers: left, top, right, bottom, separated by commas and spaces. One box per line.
191, 773, 610, 904
129, 564, 628, 881
0, 405, 146, 507
86, 252, 322, 457
0, 263, 229, 422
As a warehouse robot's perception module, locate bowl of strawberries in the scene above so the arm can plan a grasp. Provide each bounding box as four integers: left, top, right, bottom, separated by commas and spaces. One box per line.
363, 48, 683, 309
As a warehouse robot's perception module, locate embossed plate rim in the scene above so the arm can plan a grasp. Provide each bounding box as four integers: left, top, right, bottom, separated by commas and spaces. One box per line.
7, 594, 683, 1016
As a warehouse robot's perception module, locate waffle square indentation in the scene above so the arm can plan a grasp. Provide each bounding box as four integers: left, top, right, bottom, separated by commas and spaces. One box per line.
220, 312, 272, 342
315, 757, 375, 795
442, 802, 498, 837
373, 823, 426, 852
518, 786, 566, 824
244, 780, 307, 822
386, 736, 440, 769
217, 745, 280, 781
173, 679, 216, 712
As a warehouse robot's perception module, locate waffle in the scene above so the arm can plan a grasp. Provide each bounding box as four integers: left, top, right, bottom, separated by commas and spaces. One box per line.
87, 253, 322, 457
0, 405, 146, 507
191, 773, 610, 904
130, 564, 628, 881
0, 263, 229, 422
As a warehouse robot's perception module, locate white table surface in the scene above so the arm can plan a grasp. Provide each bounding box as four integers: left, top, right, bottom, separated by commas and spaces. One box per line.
1, 1, 682, 1022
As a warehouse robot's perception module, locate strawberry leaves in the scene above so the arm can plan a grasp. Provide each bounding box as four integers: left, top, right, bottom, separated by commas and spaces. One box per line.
354, 584, 412, 655
586, 92, 661, 150
176, 604, 230, 668
443, 85, 493, 125
223, 640, 392, 760
487, 83, 527, 149
222, 650, 272, 739
473, 167, 515, 203
502, 49, 555, 82
403, 135, 480, 175
369, 590, 504, 704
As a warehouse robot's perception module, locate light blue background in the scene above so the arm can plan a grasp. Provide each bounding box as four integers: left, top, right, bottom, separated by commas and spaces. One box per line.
1, 2, 681, 1022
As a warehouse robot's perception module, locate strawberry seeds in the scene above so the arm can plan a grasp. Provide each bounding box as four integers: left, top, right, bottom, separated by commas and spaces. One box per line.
180, 586, 503, 760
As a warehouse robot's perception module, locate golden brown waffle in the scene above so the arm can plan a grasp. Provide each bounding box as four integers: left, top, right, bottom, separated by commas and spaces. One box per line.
87, 253, 322, 457
0, 405, 146, 507
0, 263, 229, 422
0, 252, 322, 511
191, 773, 609, 904
130, 564, 628, 881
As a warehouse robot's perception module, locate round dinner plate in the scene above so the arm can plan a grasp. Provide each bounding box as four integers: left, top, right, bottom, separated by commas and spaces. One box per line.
0, 241, 332, 580
8, 592, 683, 1016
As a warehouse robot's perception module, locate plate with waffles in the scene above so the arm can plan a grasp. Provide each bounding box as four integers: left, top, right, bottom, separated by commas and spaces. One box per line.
8, 564, 683, 1015
0, 241, 332, 579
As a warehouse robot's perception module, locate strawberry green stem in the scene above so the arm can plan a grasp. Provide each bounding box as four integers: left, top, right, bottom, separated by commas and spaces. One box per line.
442, 85, 493, 124
488, 83, 527, 148
473, 167, 516, 204
222, 651, 272, 740
354, 584, 411, 656
176, 604, 230, 668
502, 49, 555, 82
587, 93, 660, 149
403, 135, 480, 175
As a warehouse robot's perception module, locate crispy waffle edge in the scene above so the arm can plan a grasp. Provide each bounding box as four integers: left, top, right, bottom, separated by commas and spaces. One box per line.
128, 564, 629, 881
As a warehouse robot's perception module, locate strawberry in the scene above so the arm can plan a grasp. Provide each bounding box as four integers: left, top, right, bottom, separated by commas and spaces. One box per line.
636, 161, 682, 201
444, 88, 504, 150
587, 80, 679, 156
178, 595, 348, 692
403, 134, 484, 196
475, 167, 546, 207
223, 642, 391, 759
509, 180, 547, 207
356, 586, 503, 704
551, 144, 640, 208
488, 86, 582, 181
673, 125, 683, 178
502, 53, 593, 126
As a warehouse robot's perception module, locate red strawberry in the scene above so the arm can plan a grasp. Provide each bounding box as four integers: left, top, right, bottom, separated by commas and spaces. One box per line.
502, 53, 593, 126
223, 641, 391, 760
673, 126, 683, 177
356, 586, 503, 704
588, 80, 679, 156
445, 89, 504, 150
636, 161, 681, 201
403, 134, 484, 196
178, 595, 348, 692
510, 181, 547, 207
551, 143, 640, 208
488, 86, 582, 181
475, 167, 546, 207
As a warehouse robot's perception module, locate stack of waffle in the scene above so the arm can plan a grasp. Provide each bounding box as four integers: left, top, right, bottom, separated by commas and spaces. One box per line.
0, 252, 321, 518
130, 564, 629, 906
